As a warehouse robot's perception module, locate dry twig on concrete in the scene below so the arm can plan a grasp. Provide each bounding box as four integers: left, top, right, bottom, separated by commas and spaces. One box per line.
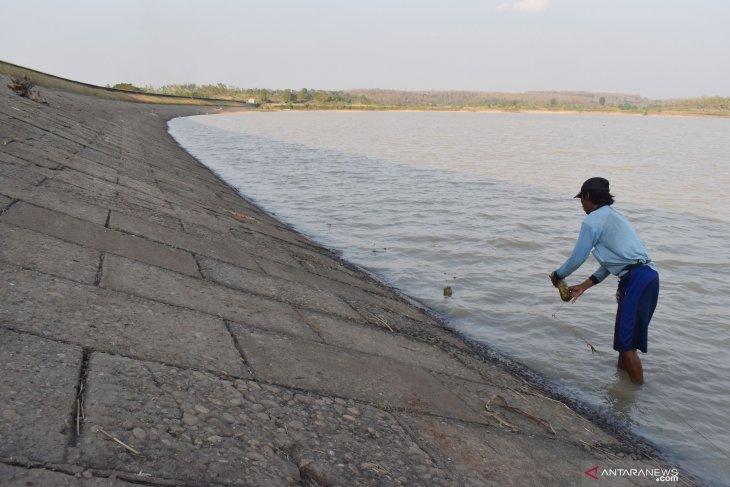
486, 394, 556, 435
95, 426, 142, 455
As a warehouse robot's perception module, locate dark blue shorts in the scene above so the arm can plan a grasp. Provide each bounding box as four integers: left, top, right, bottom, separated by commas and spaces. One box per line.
614, 266, 659, 353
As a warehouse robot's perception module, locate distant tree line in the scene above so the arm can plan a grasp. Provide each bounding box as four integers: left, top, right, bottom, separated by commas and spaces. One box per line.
657, 96, 730, 114
105, 81, 730, 115
108, 83, 366, 106
342, 89, 656, 110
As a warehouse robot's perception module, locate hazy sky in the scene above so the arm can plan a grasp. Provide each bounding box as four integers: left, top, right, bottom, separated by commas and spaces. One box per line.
1, 0, 728, 99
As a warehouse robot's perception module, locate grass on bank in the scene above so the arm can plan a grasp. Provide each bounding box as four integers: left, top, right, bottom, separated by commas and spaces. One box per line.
0, 61, 249, 107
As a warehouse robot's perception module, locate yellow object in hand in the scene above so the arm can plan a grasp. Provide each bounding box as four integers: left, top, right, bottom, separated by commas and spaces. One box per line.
558, 279, 572, 302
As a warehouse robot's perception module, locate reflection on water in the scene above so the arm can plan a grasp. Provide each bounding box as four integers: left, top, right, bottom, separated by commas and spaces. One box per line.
169, 111, 730, 486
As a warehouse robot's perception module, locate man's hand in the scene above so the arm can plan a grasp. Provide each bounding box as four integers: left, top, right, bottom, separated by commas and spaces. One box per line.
569, 279, 594, 303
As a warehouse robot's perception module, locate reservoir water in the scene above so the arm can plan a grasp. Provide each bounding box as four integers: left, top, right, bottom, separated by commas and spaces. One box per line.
169, 111, 730, 485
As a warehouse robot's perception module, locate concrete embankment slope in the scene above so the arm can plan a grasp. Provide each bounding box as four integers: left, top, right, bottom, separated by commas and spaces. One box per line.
0, 77, 677, 486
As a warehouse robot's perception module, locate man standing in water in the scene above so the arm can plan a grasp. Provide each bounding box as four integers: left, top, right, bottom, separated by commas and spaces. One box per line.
550, 177, 659, 384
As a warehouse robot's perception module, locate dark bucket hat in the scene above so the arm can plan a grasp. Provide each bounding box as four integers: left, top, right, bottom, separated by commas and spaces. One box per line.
575, 177, 610, 198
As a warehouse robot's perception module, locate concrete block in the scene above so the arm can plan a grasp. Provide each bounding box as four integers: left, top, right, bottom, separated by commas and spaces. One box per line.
256, 256, 389, 298
397, 413, 658, 486
231, 325, 482, 423
299, 310, 483, 382
79, 352, 466, 486
1, 139, 68, 169
61, 154, 120, 185
47, 127, 96, 148
0, 193, 12, 209
116, 174, 166, 200
43, 131, 90, 155
344, 295, 440, 335
199, 256, 361, 320
0, 464, 139, 486
1, 202, 199, 276
433, 374, 620, 445
39, 177, 168, 216
50, 168, 170, 209
0, 115, 50, 140
109, 211, 260, 271
0, 264, 247, 377
1, 151, 59, 181
100, 254, 318, 340
0, 329, 82, 463
36, 177, 183, 228
0, 158, 49, 186
156, 178, 229, 207
0, 177, 109, 224
0, 222, 100, 283
79, 353, 299, 486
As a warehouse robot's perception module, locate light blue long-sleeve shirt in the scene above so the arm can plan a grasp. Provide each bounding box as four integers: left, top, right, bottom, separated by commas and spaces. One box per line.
555, 205, 655, 283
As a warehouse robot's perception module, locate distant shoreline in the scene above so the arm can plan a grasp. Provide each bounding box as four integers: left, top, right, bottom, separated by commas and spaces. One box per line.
222, 106, 721, 119
2, 59, 726, 118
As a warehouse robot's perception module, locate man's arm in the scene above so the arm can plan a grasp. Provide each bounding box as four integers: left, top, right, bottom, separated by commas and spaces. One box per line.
590, 266, 610, 284
553, 222, 596, 281
569, 278, 595, 303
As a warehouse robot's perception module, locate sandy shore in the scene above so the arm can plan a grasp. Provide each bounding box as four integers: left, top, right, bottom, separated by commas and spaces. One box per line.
0, 75, 694, 486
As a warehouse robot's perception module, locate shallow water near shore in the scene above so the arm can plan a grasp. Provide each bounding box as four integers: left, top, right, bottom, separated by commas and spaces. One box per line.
169, 111, 730, 485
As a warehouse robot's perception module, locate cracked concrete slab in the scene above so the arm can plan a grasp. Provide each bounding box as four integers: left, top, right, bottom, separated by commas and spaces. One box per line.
1, 139, 70, 169
255, 255, 392, 298
0, 329, 82, 464
48, 167, 172, 209
0, 175, 109, 224
0, 158, 49, 186
0, 465, 139, 487
0, 193, 13, 209
80, 353, 303, 486
432, 373, 620, 446
0, 152, 59, 181
37, 177, 184, 227
0, 115, 51, 140
397, 413, 658, 486
343, 296, 469, 353
230, 325, 483, 422
108, 211, 261, 271
198, 255, 362, 321
80, 352, 471, 487
1, 202, 200, 277
0, 264, 247, 377
100, 254, 319, 340
0, 221, 100, 284
299, 309, 484, 382
59, 155, 120, 184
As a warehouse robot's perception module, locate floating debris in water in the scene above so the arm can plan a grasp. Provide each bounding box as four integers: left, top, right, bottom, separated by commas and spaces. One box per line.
587, 343, 599, 354
443, 286, 453, 297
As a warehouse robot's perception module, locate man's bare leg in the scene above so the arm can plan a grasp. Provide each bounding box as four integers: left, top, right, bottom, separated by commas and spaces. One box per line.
619, 350, 644, 384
